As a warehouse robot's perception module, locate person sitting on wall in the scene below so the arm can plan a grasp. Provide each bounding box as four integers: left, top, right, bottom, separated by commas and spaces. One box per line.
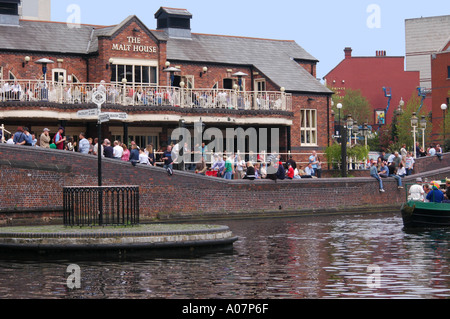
244, 162, 256, 181
286, 162, 295, 179
379, 161, 389, 178
387, 162, 404, 189
195, 158, 208, 175
297, 164, 312, 179
435, 144, 443, 161
370, 160, 385, 193
211, 154, 225, 177
304, 163, 315, 178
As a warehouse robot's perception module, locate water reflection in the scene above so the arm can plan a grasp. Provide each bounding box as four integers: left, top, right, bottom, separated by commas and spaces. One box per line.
0, 213, 449, 299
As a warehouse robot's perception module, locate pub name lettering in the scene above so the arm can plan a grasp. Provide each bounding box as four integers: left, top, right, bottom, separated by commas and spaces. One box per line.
112, 37, 157, 53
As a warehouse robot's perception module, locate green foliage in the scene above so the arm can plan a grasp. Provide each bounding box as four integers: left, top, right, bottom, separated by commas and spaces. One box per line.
325, 143, 342, 166
348, 144, 370, 161
395, 93, 432, 150
325, 143, 369, 166
330, 88, 372, 124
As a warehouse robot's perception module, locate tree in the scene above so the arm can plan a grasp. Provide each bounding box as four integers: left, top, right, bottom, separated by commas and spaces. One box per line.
438, 91, 450, 150
331, 88, 372, 124
395, 92, 432, 152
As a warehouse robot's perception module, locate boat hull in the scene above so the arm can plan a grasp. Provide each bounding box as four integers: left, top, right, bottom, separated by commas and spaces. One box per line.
401, 201, 450, 228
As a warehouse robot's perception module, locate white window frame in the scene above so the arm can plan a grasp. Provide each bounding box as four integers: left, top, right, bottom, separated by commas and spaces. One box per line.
52, 68, 67, 83
110, 58, 158, 85
300, 109, 318, 146
0, 67, 3, 80
254, 79, 266, 93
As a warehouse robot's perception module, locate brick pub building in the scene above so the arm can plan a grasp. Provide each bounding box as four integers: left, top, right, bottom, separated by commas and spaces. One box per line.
0, 3, 333, 162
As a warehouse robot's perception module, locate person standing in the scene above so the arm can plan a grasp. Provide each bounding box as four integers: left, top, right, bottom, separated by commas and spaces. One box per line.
223, 155, 234, 180
103, 139, 114, 158
54, 127, 66, 150
309, 151, 319, 176
78, 133, 90, 154
405, 152, 415, 176
93, 138, 104, 157
113, 140, 124, 160
40, 128, 51, 149
121, 144, 130, 162
129, 144, 139, 166
139, 148, 151, 165
162, 145, 174, 175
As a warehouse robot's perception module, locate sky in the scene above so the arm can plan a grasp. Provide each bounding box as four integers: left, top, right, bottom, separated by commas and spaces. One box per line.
51, 0, 449, 79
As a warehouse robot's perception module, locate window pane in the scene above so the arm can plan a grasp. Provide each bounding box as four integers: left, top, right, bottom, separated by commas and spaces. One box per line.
118, 65, 125, 81
311, 111, 316, 128
135, 66, 142, 84
311, 131, 317, 144
126, 65, 133, 83
142, 66, 150, 84
150, 67, 157, 84
110, 65, 115, 82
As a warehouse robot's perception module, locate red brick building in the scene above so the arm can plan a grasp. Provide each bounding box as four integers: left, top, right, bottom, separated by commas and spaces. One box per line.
0, 4, 332, 162
431, 39, 450, 142
323, 47, 425, 127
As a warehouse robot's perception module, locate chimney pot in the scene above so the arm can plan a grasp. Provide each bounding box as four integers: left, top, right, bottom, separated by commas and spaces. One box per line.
344, 47, 352, 59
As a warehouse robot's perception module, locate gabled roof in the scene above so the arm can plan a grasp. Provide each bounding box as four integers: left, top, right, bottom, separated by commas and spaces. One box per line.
0, 15, 331, 94
0, 19, 97, 54
160, 33, 331, 94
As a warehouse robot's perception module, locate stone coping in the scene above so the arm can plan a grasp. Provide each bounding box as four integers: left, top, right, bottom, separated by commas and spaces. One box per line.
0, 224, 229, 238
0, 224, 238, 251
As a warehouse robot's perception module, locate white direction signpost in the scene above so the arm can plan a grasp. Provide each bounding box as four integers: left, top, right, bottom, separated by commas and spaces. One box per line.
77, 91, 129, 226
77, 108, 99, 118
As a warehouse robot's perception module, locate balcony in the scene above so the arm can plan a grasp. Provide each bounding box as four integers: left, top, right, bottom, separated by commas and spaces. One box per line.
0, 80, 292, 112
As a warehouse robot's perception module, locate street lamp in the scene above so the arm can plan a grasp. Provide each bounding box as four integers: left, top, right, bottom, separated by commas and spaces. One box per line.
441, 103, 448, 143
346, 114, 354, 146
411, 112, 418, 158
337, 103, 343, 140
35, 58, 54, 100
419, 115, 427, 151
361, 123, 370, 168
163, 66, 181, 87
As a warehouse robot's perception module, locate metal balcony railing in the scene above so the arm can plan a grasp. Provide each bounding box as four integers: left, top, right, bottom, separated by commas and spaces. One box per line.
0, 80, 292, 112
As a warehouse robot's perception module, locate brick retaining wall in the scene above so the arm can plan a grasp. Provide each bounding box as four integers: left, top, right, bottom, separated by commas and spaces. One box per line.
1, 144, 449, 225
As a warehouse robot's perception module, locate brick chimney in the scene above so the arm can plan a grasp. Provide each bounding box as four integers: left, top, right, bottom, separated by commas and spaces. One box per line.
344, 47, 353, 59
376, 50, 387, 57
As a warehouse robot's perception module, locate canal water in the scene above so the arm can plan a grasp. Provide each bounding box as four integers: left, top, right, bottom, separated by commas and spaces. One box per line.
0, 212, 449, 299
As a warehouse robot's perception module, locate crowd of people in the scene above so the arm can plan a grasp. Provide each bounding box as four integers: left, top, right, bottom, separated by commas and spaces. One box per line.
198, 150, 323, 181
370, 143, 445, 193
3, 126, 327, 181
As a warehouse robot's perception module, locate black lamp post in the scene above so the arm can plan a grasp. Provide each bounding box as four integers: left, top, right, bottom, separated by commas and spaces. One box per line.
441, 103, 448, 144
